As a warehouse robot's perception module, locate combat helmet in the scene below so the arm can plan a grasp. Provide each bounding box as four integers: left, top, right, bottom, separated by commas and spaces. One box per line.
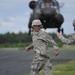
32, 19, 43, 28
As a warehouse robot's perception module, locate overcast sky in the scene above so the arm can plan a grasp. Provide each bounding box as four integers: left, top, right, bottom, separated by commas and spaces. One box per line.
0, 0, 75, 34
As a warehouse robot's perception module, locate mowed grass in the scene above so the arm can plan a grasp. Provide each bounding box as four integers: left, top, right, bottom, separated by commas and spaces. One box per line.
59, 45, 75, 50
52, 60, 75, 75
49, 45, 75, 50
24, 60, 75, 75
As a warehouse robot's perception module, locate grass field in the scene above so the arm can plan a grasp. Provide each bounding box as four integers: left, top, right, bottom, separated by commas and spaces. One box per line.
24, 60, 75, 75
49, 45, 75, 50
0, 42, 75, 50
52, 60, 75, 75
59, 45, 75, 50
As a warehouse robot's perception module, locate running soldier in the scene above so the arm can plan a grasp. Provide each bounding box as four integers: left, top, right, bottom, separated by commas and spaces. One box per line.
26, 19, 59, 75
56, 19, 75, 44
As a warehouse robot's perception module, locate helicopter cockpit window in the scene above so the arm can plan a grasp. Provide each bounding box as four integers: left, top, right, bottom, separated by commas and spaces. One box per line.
45, 2, 51, 8
35, 0, 59, 13
36, 0, 45, 9
39, 0, 57, 9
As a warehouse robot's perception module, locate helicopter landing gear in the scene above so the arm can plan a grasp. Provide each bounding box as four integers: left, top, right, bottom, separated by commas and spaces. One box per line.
28, 29, 31, 35
57, 28, 64, 34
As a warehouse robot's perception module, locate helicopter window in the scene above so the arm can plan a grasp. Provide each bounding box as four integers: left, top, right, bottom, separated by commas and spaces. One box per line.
41, 2, 45, 8
45, 2, 51, 8
41, 1, 57, 8
36, 1, 45, 9
35, 0, 57, 9
34, 1, 42, 13
35, 0, 59, 13
35, 0, 50, 9
39, 2, 51, 8
52, 0, 57, 6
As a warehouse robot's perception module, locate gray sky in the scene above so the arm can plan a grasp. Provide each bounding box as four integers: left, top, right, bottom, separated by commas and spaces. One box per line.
0, 0, 75, 34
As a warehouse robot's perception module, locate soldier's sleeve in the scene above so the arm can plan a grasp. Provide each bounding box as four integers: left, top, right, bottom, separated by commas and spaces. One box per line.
45, 33, 59, 50
59, 34, 75, 45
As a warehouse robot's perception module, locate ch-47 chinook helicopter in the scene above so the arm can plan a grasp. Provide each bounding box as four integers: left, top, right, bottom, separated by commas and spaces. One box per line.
28, 0, 64, 34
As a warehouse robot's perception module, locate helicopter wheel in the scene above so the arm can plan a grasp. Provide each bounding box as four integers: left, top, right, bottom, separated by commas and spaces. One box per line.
57, 28, 60, 32
57, 28, 64, 34
28, 29, 31, 35
61, 28, 64, 34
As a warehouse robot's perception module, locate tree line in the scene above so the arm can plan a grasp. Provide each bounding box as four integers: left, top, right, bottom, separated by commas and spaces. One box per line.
0, 32, 32, 44
0, 32, 70, 47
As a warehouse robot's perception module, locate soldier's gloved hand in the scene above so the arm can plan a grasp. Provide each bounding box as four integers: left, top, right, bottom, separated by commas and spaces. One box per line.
25, 46, 31, 51
53, 51, 59, 56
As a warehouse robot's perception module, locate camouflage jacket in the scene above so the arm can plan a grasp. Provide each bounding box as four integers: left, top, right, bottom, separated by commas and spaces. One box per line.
59, 33, 75, 45
29, 30, 59, 55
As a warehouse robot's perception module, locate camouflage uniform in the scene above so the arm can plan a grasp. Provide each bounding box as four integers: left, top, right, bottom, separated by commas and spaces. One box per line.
59, 33, 75, 45
29, 30, 59, 75
59, 19, 75, 44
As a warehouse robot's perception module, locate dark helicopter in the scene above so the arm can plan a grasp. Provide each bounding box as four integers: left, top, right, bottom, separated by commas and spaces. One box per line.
28, 0, 64, 34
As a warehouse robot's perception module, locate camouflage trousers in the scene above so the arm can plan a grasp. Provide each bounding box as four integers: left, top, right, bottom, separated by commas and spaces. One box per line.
31, 53, 53, 75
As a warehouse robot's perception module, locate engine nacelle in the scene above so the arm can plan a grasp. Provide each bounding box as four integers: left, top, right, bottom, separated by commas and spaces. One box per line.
29, 1, 36, 9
